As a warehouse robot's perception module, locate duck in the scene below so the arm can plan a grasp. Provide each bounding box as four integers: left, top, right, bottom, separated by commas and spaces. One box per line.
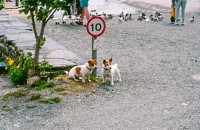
119, 12, 125, 20
142, 13, 147, 19
190, 16, 194, 23
149, 14, 154, 21
118, 16, 123, 23
108, 14, 113, 19
137, 14, 143, 21
125, 13, 132, 21
145, 17, 150, 22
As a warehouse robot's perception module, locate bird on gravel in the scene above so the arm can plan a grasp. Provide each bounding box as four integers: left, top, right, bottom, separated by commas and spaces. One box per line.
190, 16, 194, 23
118, 16, 123, 23
137, 13, 146, 21
145, 17, 150, 22
119, 12, 125, 20
70, 21, 75, 26
125, 13, 132, 21
149, 14, 154, 21
108, 14, 113, 19
103, 12, 108, 19
155, 11, 163, 21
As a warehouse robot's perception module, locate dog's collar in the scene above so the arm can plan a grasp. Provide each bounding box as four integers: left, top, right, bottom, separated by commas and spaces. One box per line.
103, 67, 111, 70
86, 66, 92, 70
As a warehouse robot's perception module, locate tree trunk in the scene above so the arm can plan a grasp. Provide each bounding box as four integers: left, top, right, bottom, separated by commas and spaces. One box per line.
15, 0, 19, 6
33, 38, 40, 75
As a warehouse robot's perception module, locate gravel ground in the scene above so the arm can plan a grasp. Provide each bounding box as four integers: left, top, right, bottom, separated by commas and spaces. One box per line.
1, 2, 200, 130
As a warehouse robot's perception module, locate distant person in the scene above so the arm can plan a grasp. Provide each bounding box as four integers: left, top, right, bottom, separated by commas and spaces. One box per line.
75, 0, 90, 25
73, 0, 82, 16
170, 2, 175, 24
174, 0, 187, 25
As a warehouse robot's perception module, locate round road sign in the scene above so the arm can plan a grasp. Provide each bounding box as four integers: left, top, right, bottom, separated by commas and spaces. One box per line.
86, 16, 106, 37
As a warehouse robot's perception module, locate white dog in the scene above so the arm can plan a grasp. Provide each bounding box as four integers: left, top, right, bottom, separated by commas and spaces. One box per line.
65, 59, 97, 83
101, 58, 122, 85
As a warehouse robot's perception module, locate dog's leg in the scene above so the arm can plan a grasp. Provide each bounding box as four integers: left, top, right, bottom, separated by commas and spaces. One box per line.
102, 75, 105, 83
71, 76, 80, 82
87, 75, 91, 82
68, 74, 80, 81
111, 75, 114, 85
81, 76, 86, 83
116, 69, 122, 82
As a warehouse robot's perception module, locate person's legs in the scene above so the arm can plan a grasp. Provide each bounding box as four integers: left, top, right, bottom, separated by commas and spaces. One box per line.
79, 7, 85, 22
79, 0, 89, 23
84, 6, 90, 21
181, 0, 187, 24
175, 0, 181, 24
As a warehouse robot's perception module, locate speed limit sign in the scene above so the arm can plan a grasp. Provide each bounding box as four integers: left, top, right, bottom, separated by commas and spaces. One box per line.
86, 16, 106, 37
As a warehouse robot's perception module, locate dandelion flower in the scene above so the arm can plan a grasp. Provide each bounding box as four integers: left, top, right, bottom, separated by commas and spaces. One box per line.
5, 67, 7, 70
8, 60, 14, 66
16, 65, 20, 69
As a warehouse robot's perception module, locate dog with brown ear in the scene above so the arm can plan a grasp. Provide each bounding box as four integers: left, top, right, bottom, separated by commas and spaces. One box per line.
101, 58, 122, 85
65, 59, 97, 83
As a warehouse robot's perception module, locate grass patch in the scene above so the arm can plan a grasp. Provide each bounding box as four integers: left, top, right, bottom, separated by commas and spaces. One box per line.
29, 93, 42, 101
2, 105, 12, 112
12, 89, 26, 98
39, 97, 61, 104
35, 80, 55, 90
54, 87, 66, 92
1, 89, 26, 100
1, 92, 13, 100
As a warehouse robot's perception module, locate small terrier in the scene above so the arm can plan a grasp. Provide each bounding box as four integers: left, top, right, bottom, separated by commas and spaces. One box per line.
101, 58, 122, 85
65, 59, 97, 83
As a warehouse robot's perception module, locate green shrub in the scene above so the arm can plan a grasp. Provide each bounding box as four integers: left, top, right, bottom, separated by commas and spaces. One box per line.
0, 0, 4, 10
5, 52, 34, 85
9, 67, 28, 85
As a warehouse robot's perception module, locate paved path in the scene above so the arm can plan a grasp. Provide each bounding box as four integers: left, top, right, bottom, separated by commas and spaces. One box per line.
0, 10, 83, 69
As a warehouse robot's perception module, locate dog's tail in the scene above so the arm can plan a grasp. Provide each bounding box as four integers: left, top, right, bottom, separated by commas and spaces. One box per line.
65, 71, 69, 76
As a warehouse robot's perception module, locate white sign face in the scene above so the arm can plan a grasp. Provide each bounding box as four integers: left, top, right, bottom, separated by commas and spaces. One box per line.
86, 16, 106, 37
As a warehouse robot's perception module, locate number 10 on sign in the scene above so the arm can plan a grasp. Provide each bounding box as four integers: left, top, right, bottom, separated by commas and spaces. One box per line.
86, 16, 106, 37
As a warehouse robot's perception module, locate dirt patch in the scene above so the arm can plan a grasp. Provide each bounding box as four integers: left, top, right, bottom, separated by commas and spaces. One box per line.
0, 74, 98, 106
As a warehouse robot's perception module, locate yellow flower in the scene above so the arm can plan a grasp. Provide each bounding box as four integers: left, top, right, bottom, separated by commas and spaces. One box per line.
16, 65, 20, 69
5, 67, 8, 70
6, 57, 12, 61
8, 60, 14, 66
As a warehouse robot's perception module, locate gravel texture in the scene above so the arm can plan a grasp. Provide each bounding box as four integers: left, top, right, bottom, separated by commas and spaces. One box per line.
1, 2, 200, 130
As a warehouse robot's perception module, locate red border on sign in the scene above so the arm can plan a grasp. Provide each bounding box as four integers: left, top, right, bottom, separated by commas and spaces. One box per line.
86, 16, 106, 37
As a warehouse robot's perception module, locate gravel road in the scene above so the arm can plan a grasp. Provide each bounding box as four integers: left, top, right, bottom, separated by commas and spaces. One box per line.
1, 2, 200, 130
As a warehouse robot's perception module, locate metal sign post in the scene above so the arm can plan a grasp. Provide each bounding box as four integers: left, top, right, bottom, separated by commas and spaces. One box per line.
86, 16, 106, 77
92, 37, 97, 76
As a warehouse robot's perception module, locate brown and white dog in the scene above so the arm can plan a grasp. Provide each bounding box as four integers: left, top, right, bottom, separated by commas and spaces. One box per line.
65, 59, 97, 83
101, 58, 122, 85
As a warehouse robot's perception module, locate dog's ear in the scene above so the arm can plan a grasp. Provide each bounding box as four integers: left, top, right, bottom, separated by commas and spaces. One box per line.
109, 58, 112, 63
103, 59, 106, 64
93, 59, 97, 65
88, 60, 92, 65
88, 60, 96, 66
